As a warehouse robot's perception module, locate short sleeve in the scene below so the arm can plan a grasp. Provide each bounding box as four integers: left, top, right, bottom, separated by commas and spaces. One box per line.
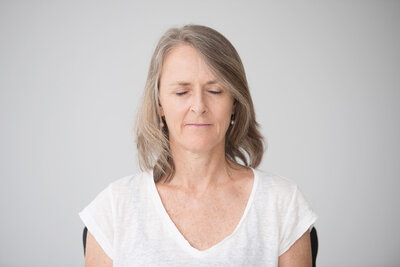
79, 184, 115, 259
279, 185, 318, 256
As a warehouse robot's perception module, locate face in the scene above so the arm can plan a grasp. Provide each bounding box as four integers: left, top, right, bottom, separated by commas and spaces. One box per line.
158, 44, 235, 154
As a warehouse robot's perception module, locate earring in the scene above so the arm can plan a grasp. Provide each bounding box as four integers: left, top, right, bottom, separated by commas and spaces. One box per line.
230, 119, 234, 125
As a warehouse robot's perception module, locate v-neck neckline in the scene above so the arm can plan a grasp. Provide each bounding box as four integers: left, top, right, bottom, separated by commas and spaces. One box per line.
147, 168, 259, 256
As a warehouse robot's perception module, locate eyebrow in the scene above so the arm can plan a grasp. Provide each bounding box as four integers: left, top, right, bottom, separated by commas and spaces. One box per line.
169, 80, 219, 86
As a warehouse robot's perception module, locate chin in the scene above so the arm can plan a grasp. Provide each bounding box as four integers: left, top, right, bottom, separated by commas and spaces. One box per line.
169, 133, 225, 153
180, 138, 221, 154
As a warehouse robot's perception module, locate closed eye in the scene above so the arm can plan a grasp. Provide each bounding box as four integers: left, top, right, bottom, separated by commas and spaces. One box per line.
176, 91, 188, 96
209, 91, 222, 94
176, 91, 221, 95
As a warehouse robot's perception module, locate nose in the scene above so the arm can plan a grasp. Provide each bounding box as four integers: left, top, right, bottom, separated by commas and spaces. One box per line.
190, 91, 207, 115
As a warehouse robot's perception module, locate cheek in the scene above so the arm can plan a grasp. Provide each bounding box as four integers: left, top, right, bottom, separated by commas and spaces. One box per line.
162, 103, 187, 129
214, 107, 234, 134
215, 100, 234, 121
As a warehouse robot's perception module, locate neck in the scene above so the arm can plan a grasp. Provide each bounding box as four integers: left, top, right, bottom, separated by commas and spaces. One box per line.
162, 140, 237, 193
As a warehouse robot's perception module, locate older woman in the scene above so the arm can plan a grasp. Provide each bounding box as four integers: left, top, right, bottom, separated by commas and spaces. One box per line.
79, 24, 318, 266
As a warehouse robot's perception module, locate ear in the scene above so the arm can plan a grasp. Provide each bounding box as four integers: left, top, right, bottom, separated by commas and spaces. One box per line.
159, 106, 164, 116
159, 100, 164, 116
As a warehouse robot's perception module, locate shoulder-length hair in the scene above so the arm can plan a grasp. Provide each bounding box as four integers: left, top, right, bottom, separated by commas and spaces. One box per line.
135, 24, 265, 183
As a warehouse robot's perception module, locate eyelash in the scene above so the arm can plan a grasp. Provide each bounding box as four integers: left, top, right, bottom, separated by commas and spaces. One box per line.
176, 91, 222, 96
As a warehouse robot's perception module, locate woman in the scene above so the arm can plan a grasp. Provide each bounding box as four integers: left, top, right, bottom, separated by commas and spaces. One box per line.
79, 24, 318, 266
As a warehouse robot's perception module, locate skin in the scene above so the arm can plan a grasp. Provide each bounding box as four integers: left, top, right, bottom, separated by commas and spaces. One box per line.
84, 44, 312, 266
84, 231, 112, 267
158, 44, 237, 191
279, 230, 313, 267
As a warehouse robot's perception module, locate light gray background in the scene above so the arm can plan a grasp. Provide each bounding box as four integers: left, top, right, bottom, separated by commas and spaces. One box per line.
1, 1, 399, 266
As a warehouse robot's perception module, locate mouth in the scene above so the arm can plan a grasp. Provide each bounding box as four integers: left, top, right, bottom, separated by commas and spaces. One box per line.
185, 123, 212, 127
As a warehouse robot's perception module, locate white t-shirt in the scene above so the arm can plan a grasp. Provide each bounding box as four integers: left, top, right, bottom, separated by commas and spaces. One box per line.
79, 168, 318, 266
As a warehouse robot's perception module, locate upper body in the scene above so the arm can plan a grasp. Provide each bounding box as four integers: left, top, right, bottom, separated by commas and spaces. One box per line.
80, 168, 317, 266
80, 24, 318, 266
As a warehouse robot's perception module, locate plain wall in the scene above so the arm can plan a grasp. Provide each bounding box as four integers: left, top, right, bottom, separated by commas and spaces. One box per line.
0, 0, 399, 266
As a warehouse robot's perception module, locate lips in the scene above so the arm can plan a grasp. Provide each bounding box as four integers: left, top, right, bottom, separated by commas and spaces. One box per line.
185, 123, 212, 127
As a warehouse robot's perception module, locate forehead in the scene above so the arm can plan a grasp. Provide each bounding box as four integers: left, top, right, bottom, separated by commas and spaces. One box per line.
160, 45, 216, 84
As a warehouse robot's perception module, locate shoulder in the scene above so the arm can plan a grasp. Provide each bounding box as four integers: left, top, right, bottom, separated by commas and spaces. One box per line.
107, 170, 151, 189
252, 168, 301, 209
253, 168, 317, 219
105, 171, 153, 202
254, 169, 298, 195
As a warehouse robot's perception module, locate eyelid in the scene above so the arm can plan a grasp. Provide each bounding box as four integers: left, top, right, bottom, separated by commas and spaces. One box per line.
176, 91, 187, 96
174, 87, 223, 96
